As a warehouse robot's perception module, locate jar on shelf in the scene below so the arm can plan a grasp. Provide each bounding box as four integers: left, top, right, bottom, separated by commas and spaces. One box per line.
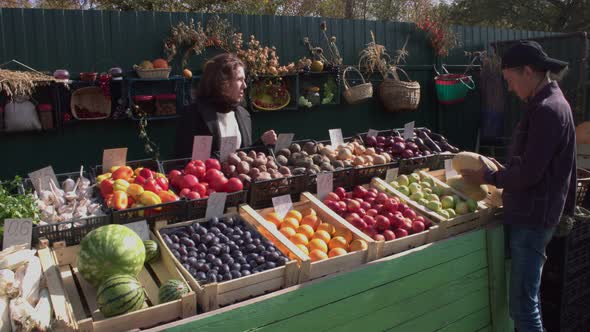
132, 95, 155, 116
37, 104, 54, 130
155, 94, 177, 116
305, 87, 321, 106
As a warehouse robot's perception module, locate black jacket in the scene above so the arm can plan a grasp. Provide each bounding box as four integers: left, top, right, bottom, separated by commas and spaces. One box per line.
175, 98, 253, 158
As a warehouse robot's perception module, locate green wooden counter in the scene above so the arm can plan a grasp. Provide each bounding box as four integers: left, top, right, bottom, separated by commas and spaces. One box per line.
150, 225, 513, 332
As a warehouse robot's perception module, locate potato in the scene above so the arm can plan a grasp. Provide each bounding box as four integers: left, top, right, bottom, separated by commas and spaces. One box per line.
253, 157, 267, 167
271, 172, 284, 179
223, 163, 237, 175
276, 155, 288, 166
238, 173, 252, 183
237, 151, 248, 159
296, 157, 313, 169
332, 160, 345, 169
258, 172, 272, 181
289, 143, 302, 153
243, 156, 254, 164
300, 151, 309, 157
258, 164, 267, 173
278, 166, 291, 175
292, 167, 307, 175
237, 161, 250, 175
277, 148, 291, 158
303, 141, 317, 155
312, 154, 324, 165
228, 153, 241, 166
249, 167, 261, 178
267, 160, 278, 170
320, 162, 335, 172
343, 160, 353, 167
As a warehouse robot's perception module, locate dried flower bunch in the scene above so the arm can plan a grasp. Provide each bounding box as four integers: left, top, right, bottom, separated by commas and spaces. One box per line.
164, 19, 208, 68
0, 69, 56, 98
358, 31, 392, 78
236, 35, 296, 78
300, 21, 343, 69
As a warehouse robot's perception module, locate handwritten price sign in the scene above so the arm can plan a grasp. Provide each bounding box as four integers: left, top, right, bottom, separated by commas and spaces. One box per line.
3, 219, 33, 249
192, 136, 213, 161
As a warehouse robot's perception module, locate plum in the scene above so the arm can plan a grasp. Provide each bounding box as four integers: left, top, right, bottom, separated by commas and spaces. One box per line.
191, 233, 201, 243
231, 271, 242, 279
241, 270, 252, 276
208, 246, 221, 256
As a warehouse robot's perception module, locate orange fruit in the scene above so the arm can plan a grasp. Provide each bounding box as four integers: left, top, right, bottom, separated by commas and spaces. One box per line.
296, 244, 309, 255
265, 212, 283, 228
349, 239, 368, 252
290, 233, 309, 246
301, 215, 320, 230
312, 230, 331, 244
281, 217, 299, 230
309, 249, 328, 262
328, 247, 348, 258
285, 210, 303, 222
317, 223, 336, 236
296, 224, 315, 240
279, 226, 296, 238
301, 207, 317, 217
329, 236, 349, 251
334, 227, 353, 244
309, 238, 328, 253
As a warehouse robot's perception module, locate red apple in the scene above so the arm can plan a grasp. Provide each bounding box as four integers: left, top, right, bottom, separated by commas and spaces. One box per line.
335, 187, 347, 200
394, 228, 408, 238
326, 192, 341, 202
373, 204, 384, 213
179, 188, 191, 198
186, 191, 201, 200
391, 214, 405, 229
353, 186, 368, 198
347, 200, 361, 212
375, 215, 391, 232
324, 200, 338, 211
346, 192, 354, 199
364, 226, 378, 238
365, 191, 377, 199
401, 218, 413, 231
224, 178, 244, 192
423, 219, 433, 229
362, 215, 376, 228
360, 201, 372, 211
357, 208, 367, 217
336, 201, 347, 211
383, 230, 396, 241
366, 209, 379, 217
368, 188, 379, 194
413, 216, 425, 224
402, 208, 417, 220
412, 220, 425, 233
384, 199, 399, 213
390, 196, 401, 205
383, 212, 396, 224
376, 193, 389, 204
205, 158, 221, 171
365, 197, 376, 205
373, 234, 386, 241
352, 219, 368, 231
398, 203, 409, 211
345, 213, 361, 223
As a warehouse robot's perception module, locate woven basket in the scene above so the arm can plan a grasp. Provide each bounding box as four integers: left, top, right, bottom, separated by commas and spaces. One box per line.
70, 87, 111, 120
342, 66, 373, 104
379, 67, 420, 112
133, 66, 172, 79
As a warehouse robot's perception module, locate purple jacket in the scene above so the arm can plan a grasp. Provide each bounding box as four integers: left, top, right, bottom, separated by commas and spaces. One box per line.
485, 82, 576, 228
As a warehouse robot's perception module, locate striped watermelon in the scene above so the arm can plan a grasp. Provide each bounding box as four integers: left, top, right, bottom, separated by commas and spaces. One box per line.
97, 274, 145, 317
158, 279, 190, 304
77, 224, 146, 287
144, 240, 159, 263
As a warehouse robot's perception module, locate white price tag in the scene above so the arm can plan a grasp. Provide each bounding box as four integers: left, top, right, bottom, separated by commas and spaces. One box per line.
445, 159, 459, 179
219, 136, 238, 162
367, 129, 379, 138
28, 166, 58, 192
403, 122, 415, 140
274, 133, 295, 153
329, 129, 344, 147
103, 148, 128, 172
3, 219, 33, 250
192, 136, 213, 161
385, 168, 399, 182
124, 220, 150, 241
316, 172, 333, 201
272, 195, 293, 220
205, 192, 228, 219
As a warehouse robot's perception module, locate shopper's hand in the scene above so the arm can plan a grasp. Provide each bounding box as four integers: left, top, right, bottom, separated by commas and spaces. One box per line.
261, 130, 277, 146
487, 157, 506, 171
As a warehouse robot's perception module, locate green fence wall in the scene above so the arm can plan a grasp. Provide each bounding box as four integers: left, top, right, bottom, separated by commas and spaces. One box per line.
0, 8, 557, 179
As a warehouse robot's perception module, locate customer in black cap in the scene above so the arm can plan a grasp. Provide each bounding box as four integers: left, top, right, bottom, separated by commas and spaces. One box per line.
461, 40, 576, 332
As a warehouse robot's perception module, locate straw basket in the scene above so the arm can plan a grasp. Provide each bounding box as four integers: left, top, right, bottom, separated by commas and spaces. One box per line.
133, 66, 172, 79
70, 86, 111, 120
342, 66, 373, 104
379, 67, 420, 112
434, 65, 475, 105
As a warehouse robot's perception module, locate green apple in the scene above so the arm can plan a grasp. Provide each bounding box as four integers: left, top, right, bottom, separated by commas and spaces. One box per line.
426, 201, 442, 212
432, 185, 444, 196
445, 208, 457, 218
409, 173, 421, 184
398, 185, 410, 196
467, 199, 478, 212
425, 194, 440, 202
455, 201, 469, 215
410, 192, 424, 201
420, 181, 432, 189
418, 198, 430, 207
441, 196, 455, 209
397, 175, 410, 187
409, 183, 422, 195
389, 181, 400, 188
452, 195, 461, 203
422, 177, 434, 187
423, 187, 433, 194
438, 209, 450, 219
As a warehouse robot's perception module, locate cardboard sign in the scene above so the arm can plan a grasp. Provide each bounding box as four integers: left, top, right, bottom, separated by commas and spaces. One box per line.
124, 220, 150, 241
403, 122, 415, 140
367, 129, 379, 138
192, 136, 213, 161
205, 192, 228, 219
316, 172, 333, 201
272, 194, 293, 220
445, 159, 459, 179
329, 129, 344, 147
102, 148, 128, 172
3, 219, 33, 250
385, 168, 399, 183
219, 136, 238, 162
274, 133, 295, 153
28, 166, 58, 192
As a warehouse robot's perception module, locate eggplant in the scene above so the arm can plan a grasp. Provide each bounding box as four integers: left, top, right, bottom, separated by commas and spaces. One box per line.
439, 141, 460, 153
415, 141, 431, 153
417, 131, 442, 153
427, 131, 448, 143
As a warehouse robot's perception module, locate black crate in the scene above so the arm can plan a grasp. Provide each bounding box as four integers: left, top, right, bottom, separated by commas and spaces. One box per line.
353, 162, 398, 185
247, 174, 309, 210
93, 158, 163, 177
306, 167, 355, 194
109, 199, 188, 225
32, 215, 111, 246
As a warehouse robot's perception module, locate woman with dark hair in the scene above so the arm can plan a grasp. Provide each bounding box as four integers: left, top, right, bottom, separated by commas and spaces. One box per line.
175, 53, 276, 157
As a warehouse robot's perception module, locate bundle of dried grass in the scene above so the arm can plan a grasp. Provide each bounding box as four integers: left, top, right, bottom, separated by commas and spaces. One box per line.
0, 69, 56, 98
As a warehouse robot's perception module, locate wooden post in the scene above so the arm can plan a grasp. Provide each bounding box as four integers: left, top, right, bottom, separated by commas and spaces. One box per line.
486, 225, 514, 332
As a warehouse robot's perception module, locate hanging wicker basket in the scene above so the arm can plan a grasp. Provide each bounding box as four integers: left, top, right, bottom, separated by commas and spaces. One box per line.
379, 67, 420, 112
342, 66, 373, 105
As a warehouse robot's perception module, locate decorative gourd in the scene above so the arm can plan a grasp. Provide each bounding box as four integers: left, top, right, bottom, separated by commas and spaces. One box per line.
451, 152, 498, 172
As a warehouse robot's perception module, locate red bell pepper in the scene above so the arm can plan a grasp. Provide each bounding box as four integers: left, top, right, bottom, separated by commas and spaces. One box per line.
100, 179, 114, 198
156, 177, 169, 191
143, 178, 163, 194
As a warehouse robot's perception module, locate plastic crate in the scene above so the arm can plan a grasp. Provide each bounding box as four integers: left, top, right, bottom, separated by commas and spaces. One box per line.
247, 174, 310, 209
108, 198, 188, 225
93, 158, 163, 177
353, 162, 398, 185
576, 168, 590, 206
307, 167, 355, 193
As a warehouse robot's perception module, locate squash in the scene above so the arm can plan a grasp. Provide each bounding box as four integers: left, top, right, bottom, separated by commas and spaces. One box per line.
447, 176, 488, 201
451, 152, 498, 172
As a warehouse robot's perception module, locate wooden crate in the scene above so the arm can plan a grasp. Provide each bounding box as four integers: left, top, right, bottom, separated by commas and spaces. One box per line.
241, 192, 379, 283
37, 233, 197, 332
372, 177, 492, 239
426, 169, 503, 210
153, 214, 300, 312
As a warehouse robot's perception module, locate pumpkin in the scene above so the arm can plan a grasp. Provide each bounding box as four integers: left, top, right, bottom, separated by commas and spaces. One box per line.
576, 122, 590, 144
451, 152, 498, 172
152, 58, 169, 69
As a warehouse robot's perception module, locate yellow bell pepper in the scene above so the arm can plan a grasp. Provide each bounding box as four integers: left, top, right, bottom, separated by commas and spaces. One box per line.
113, 179, 130, 192
127, 184, 144, 199
139, 191, 162, 206
109, 165, 121, 173
96, 173, 111, 184
134, 167, 144, 177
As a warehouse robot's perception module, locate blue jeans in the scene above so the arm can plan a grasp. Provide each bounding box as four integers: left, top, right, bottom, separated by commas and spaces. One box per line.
508, 225, 555, 332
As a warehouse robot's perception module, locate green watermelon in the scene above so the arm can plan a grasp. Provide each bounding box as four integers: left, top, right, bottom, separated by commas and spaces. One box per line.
144, 240, 159, 263
77, 224, 146, 287
97, 274, 145, 317
158, 279, 190, 304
